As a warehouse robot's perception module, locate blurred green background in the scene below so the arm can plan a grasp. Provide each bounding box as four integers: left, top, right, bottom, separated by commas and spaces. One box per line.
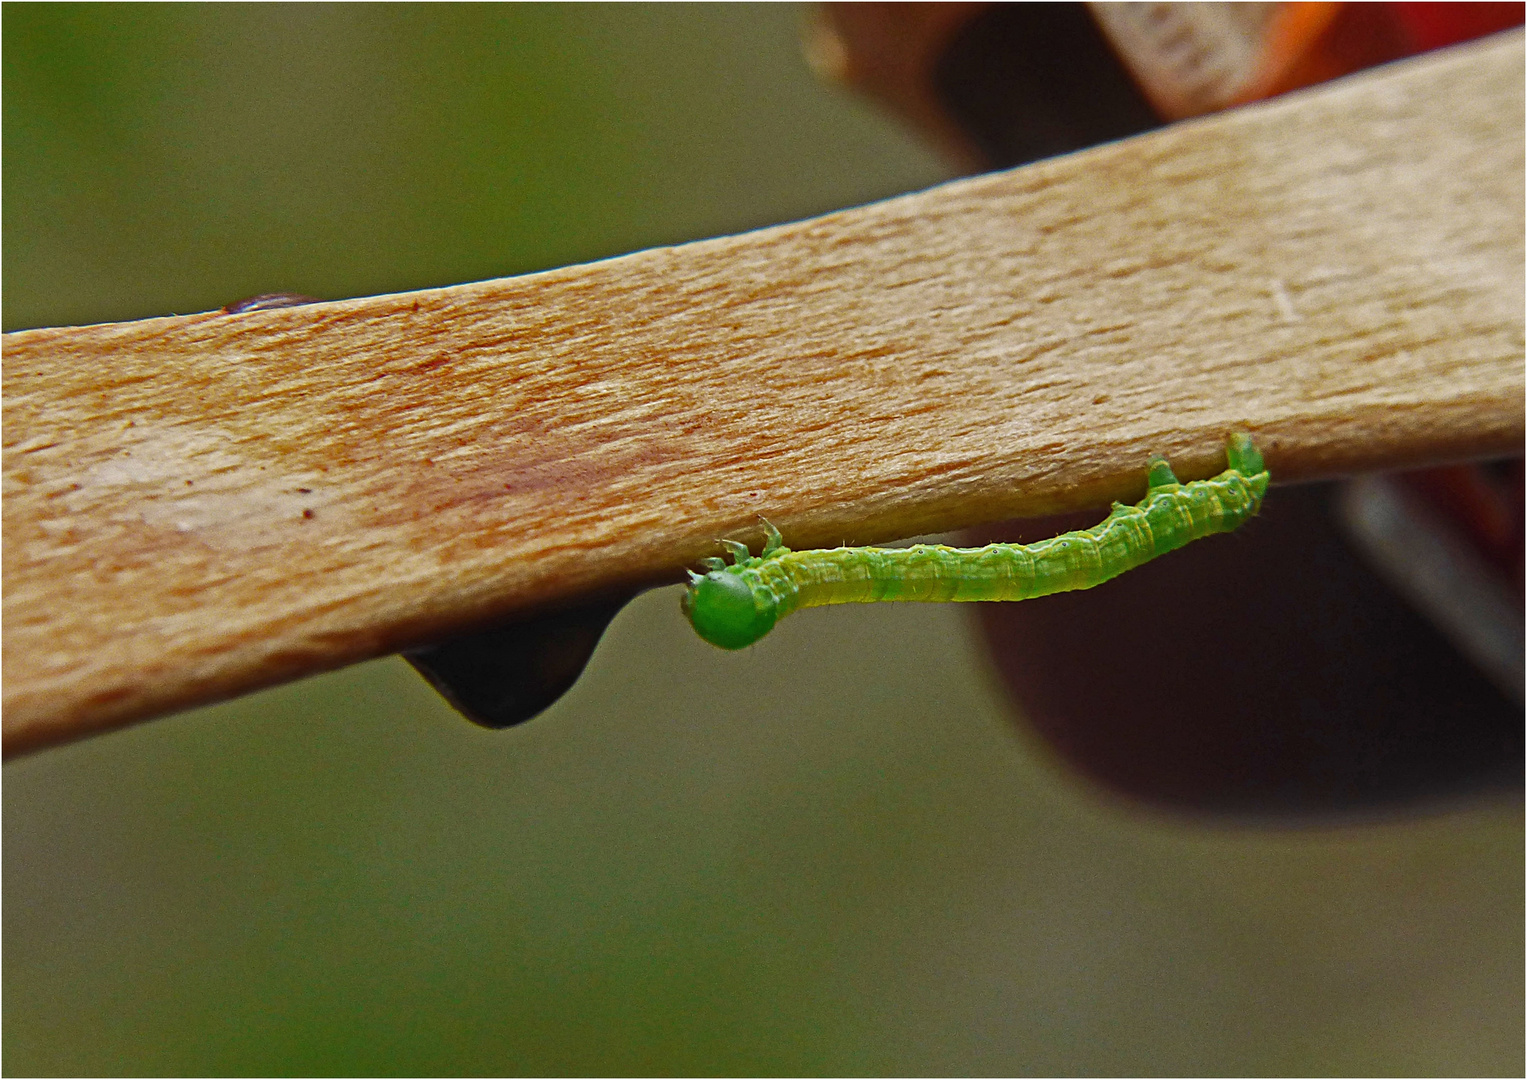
4, 4, 1521, 1075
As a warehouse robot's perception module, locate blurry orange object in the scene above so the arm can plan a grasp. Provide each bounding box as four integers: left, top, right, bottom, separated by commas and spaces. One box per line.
1091, 2, 1523, 119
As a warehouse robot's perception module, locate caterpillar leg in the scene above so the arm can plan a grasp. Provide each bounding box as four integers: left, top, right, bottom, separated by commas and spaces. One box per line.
719, 539, 752, 564
759, 518, 788, 558
1146, 456, 1181, 490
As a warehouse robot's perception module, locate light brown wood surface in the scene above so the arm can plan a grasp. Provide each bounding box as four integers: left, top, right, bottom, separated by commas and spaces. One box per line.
4, 33, 1523, 756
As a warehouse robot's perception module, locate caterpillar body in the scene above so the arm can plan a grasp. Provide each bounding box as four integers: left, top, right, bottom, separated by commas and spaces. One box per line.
683, 434, 1268, 649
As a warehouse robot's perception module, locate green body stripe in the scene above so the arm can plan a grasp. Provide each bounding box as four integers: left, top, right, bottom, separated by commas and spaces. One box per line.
683, 434, 1269, 650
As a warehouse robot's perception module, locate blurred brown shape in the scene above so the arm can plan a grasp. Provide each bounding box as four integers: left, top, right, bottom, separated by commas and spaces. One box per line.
973, 485, 1522, 816
805, 2, 992, 169
811, 1, 1525, 813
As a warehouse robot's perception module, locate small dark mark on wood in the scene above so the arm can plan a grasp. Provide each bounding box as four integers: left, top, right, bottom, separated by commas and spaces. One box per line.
296, 487, 312, 493
302, 509, 314, 519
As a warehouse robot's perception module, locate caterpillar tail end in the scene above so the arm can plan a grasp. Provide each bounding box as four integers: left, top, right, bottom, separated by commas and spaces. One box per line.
1226, 432, 1265, 476
683, 571, 778, 649
1225, 432, 1270, 514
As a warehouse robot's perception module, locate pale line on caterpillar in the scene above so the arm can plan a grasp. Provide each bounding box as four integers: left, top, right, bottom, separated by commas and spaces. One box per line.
683, 434, 1268, 649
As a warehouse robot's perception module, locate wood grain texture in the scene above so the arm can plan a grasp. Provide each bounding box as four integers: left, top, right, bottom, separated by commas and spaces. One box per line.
4, 33, 1523, 755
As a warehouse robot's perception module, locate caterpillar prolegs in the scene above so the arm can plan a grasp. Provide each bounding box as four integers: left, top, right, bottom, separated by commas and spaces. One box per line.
683, 434, 1268, 650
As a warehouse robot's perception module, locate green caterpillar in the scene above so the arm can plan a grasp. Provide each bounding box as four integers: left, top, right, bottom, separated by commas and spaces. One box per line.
683, 434, 1268, 649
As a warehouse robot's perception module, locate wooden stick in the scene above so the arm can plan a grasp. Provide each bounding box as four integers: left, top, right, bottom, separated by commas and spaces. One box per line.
4, 33, 1522, 756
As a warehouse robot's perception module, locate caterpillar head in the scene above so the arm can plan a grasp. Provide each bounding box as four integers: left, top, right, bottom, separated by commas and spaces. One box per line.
682, 569, 777, 649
